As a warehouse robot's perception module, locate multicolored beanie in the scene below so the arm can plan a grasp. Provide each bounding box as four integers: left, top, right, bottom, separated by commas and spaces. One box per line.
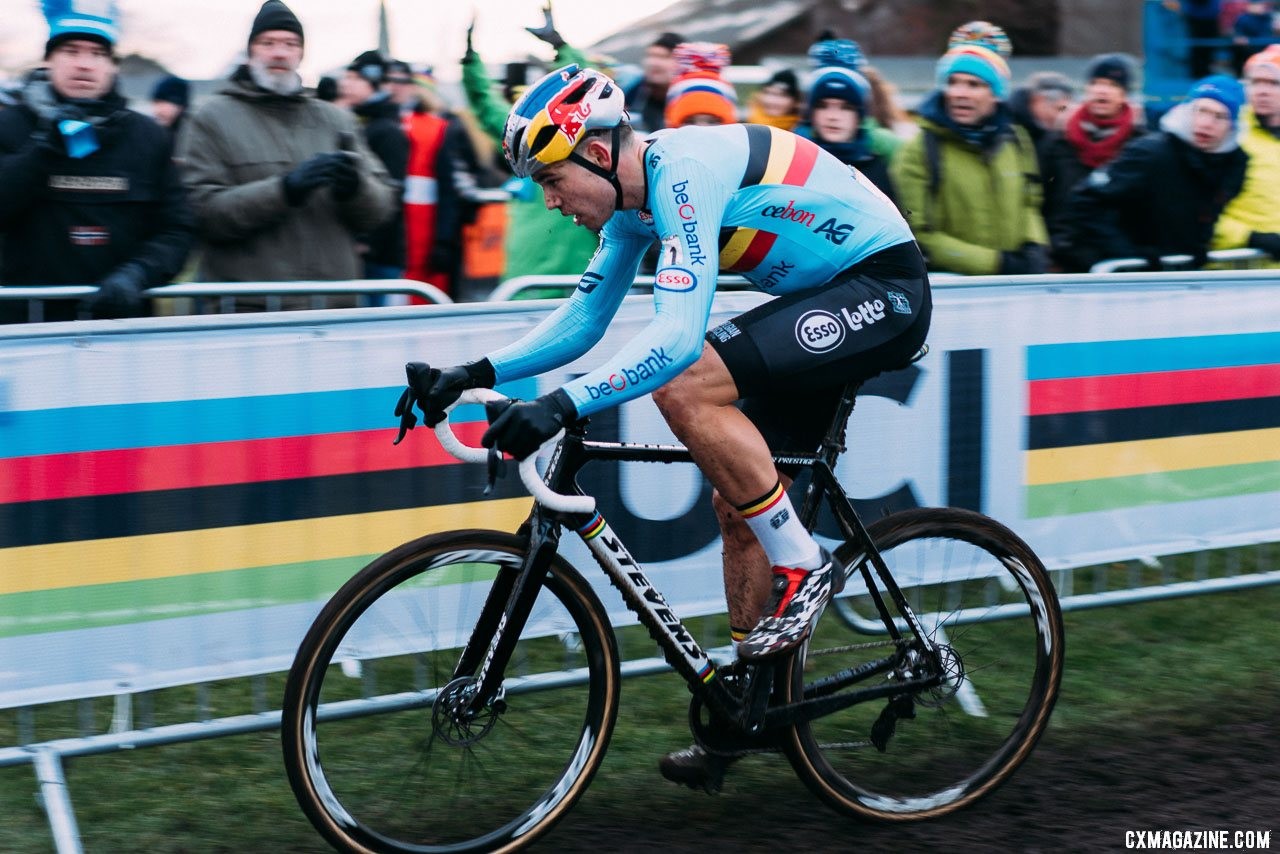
947, 20, 1012, 58
665, 42, 738, 126
807, 38, 867, 71
935, 43, 1011, 100
1244, 44, 1280, 80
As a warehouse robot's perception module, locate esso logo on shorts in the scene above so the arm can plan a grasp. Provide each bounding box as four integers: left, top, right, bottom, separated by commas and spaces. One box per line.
655, 266, 697, 292
795, 310, 845, 353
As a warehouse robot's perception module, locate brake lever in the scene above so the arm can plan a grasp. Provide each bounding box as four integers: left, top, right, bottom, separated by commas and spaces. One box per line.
483, 446, 508, 496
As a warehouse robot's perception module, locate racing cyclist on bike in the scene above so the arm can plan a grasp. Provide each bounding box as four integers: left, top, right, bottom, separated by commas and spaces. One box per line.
395, 64, 931, 786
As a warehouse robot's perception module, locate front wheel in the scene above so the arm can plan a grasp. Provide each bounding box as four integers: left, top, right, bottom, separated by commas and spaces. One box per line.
785, 507, 1064, 820
281, 530, 621, 853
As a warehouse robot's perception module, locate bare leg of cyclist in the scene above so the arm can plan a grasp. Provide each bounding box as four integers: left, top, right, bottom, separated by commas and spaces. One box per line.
711, 486, 781, 644
653, 344, 836, 657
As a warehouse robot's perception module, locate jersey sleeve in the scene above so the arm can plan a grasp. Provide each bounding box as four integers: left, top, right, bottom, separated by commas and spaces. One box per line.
560, 157, 731, 416
488, 221, 647, 385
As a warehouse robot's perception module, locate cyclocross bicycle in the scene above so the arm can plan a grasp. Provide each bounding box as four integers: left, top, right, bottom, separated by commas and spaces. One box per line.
281, 360, 1065, 853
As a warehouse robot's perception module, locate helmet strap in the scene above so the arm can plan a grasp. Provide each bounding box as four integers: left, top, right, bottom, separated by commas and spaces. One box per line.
568, 126, 625, 211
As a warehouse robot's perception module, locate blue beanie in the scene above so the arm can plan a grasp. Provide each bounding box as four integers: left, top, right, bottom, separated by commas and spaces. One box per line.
936, 43, 1011, 101
1186, 74, 1245, 124
151, 75, 189, 108
808, 67, 872, 114
807, 39, 866, 71
43, 0, 119, 56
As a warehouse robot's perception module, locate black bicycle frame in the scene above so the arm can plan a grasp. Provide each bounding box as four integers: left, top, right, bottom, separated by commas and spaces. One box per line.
458, 380, 942, 730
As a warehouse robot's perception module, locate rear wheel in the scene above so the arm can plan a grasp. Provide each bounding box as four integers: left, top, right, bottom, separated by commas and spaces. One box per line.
785, 507, 1064, 820
281, 530, 620, 852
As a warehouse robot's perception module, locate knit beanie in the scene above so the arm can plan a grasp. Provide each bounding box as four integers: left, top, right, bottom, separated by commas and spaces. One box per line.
762, 68, 800, 100
947, 20, 1012, 58
936, 43, 1011, 100
665, 43, 738, 126
347, 50, 386, 85
807, 39, 867, 71
808, 66, 872, 115
151, 75, 189, 107
43, 0, 119, 57
1244, 44, 1280, 80
249, 0, 303, 47
1187, 74, 1246, 124
1085, 53, 1136, 92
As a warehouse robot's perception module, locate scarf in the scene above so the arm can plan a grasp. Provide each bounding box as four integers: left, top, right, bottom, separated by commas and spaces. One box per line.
918, 89, 1011, 150
745, 100, 799, 131
1064, 103, 1135, 169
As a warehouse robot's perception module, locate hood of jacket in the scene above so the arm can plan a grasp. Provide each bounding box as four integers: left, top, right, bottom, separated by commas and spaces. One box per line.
1159, 101, 1243, 154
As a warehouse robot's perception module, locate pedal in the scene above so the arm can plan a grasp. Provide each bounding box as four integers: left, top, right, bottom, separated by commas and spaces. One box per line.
869, 695, 916, 752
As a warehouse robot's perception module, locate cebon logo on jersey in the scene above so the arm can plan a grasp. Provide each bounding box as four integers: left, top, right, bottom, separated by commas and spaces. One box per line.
795, 310, 846, 353
655, 266, 697, 292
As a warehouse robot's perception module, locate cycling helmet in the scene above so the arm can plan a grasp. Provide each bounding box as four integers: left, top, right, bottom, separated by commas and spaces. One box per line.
502, 64, 627, 178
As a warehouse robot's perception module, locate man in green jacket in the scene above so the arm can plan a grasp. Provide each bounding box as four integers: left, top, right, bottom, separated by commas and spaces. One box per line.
890, 42, 1048, 276
461, 7, 599, 287
177, 1, 397, 304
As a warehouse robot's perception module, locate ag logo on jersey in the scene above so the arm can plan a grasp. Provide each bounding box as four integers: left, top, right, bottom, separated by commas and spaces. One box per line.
795, 310, 846, 353
655, 265, 697, 292
660, 235, 684, 266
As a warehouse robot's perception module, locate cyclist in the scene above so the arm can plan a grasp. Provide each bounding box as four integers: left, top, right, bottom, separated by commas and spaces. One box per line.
395, 64, 930, 784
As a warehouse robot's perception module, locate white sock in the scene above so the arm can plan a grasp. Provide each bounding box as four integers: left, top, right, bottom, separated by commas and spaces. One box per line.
736, 481, 823, 571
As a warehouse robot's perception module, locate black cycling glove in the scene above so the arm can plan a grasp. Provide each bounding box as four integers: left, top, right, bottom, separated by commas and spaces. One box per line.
481, 389, 577, 461
393, 359, 496, 444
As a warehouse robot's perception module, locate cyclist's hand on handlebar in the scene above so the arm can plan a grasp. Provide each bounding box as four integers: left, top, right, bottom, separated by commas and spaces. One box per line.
393, 359, 497, 444
481, 389, 577, 460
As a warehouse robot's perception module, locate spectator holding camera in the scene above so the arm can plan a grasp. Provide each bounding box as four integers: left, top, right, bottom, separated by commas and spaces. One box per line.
176, 1, 396, 306
1213, 46, 1280, 260
0, 0, 193, 324
1065, 75, 1248, 272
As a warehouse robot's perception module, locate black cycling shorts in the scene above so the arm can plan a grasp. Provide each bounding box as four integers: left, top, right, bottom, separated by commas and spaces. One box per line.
707, 240, 931, 457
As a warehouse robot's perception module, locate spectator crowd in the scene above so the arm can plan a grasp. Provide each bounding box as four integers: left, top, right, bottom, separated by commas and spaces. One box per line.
1, 0, 1279, 323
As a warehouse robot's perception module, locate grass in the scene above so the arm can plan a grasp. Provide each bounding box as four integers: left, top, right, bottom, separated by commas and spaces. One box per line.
0, 548, 1277, 853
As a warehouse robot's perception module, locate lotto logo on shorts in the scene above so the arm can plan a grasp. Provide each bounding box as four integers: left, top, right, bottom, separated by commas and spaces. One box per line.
795, 310, 846, 353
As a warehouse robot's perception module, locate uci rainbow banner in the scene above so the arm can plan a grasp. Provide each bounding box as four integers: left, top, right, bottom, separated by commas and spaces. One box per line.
1, 274, 1279, 708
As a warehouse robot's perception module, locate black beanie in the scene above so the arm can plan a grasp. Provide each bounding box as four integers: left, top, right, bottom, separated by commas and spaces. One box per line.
151, 75, 189, 107
652, 32, 684, 52
249, 0, 303, 47
347, 50, 386, 85
764, 68, 800, 100
1085, 53, 1134, 92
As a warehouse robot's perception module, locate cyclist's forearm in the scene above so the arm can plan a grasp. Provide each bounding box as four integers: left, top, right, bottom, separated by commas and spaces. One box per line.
489, 296, 610, 384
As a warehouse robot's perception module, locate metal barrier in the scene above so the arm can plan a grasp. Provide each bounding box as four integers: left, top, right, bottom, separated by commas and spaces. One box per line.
0, 279, 453, 322
3, 272, 1279, 852
1090, 248, 1270, 275
488, 271, 965, 301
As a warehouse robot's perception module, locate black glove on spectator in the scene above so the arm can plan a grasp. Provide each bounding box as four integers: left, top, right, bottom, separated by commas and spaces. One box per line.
525, 3, 566, 49
330, 153, 359, 201
1247, 232, 1280, 260
998, 243, 1049, 276
85, 264, 146, 319
428, 241, 459, 275
482, 389, 577, 461
282, 153, 342, 206
393, 359, 497, 443
464, 17, 478, 60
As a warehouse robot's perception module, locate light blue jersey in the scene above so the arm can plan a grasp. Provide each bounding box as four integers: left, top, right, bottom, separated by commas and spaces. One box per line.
488, 123, 914, 416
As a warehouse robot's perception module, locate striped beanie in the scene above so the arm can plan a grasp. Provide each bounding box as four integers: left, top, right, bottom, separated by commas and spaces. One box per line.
947, 20, 1012, 58
665, 42, 738, 126
42, 0, 119, 56
936, 43, 1012, 100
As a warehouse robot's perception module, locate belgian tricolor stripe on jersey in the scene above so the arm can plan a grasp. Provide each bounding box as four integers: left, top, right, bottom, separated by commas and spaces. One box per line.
718, 125, 822, 273
1024, 332, 1280, 517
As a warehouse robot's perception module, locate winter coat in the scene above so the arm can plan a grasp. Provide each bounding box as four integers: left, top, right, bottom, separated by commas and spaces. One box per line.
1213, 107, 1280, 249
0, 73, 193, 320
1063, 103, 1248, 271
890, 93, 1047, 275
352, 94, 407, 269
1040, 107, 1148, 268
176, 66, 397, 282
